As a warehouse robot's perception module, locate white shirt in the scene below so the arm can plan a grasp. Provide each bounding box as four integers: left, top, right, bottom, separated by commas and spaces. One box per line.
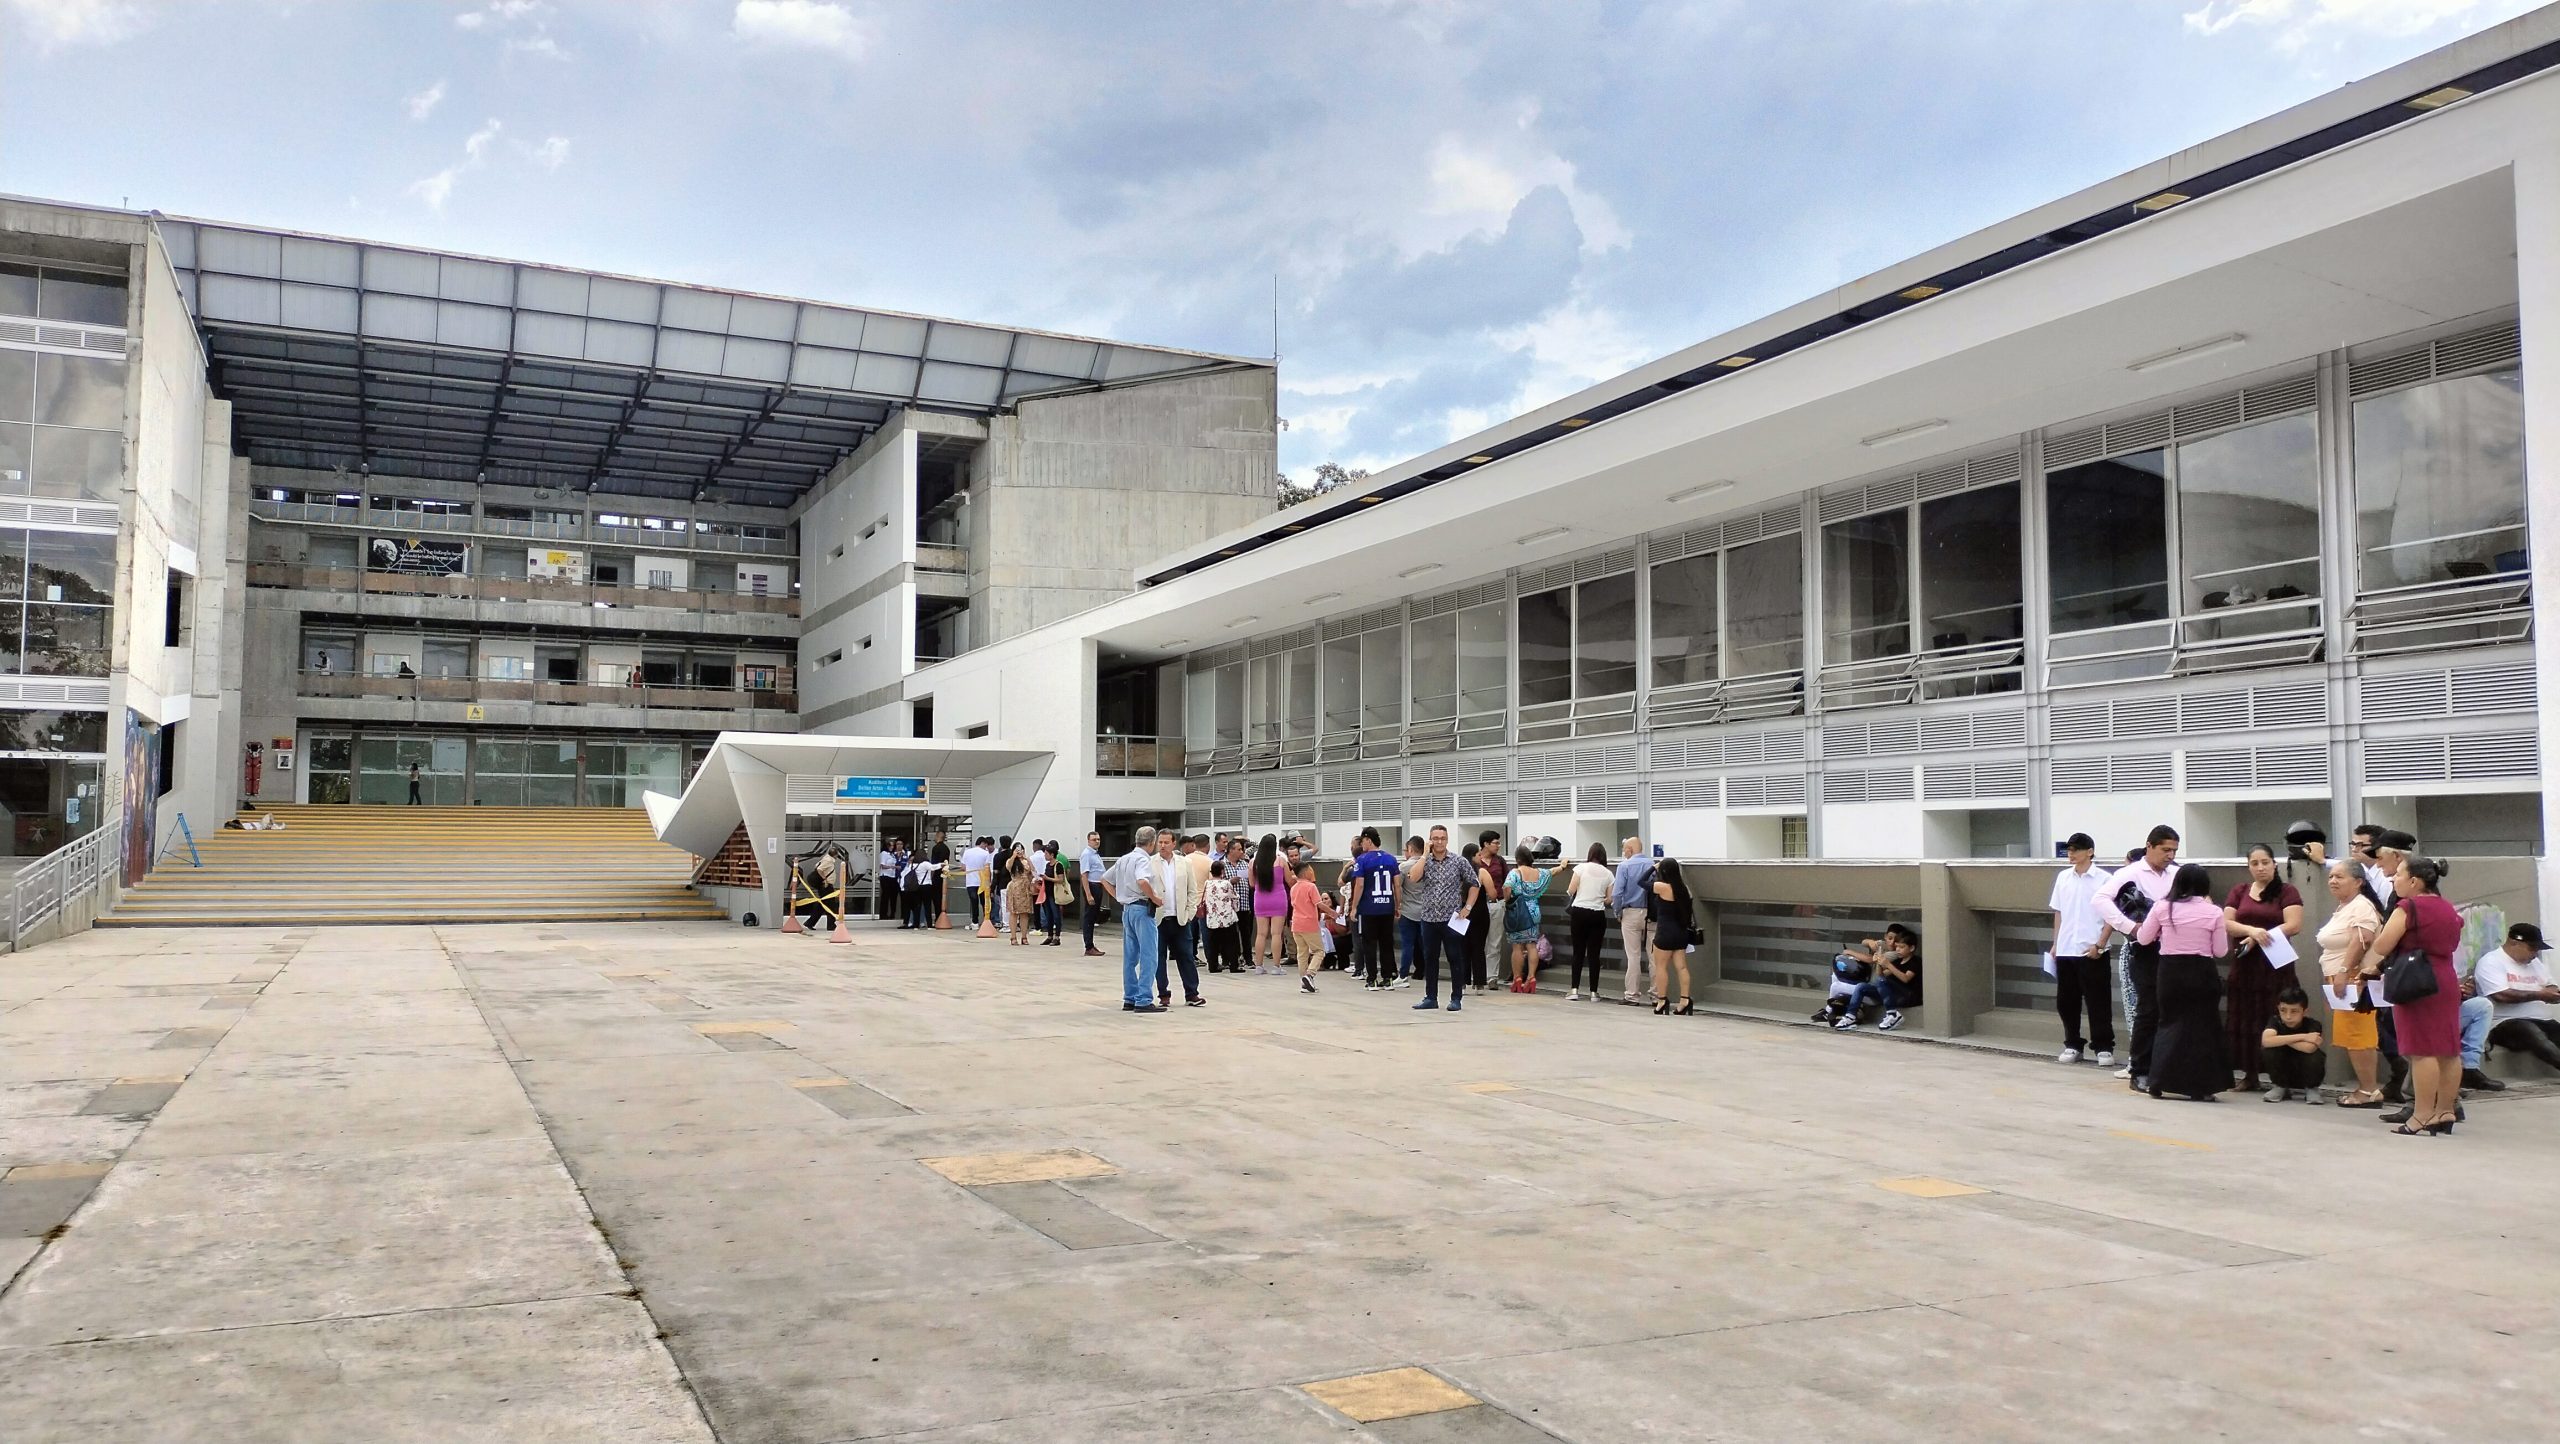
2474, 952, 2555, 1022
1030, 850, 1051, 878
960, 845, 990, 887
2363, 862, 2391, 900
2048, 863, 2117, 956
1568, 861, 1614, 909
1106, 847, 1166, 907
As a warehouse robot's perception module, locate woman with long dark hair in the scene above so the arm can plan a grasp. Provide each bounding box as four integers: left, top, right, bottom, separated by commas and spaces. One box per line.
1648, 857, 1695, 1015
2135, 862, 2231, 1100
1248, 833, 1288, 975
928, 840, 951, 927
2357, 854, 2464, 1135
2222, 843, 2305, 1094
1565, 843, 1614, 1001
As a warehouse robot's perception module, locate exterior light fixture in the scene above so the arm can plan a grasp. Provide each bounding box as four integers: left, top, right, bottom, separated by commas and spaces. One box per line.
1715, 356, 1755, 369
1557, 418, 1592, 428
2407, 86, 2470, 109
1859, 419, 1950, 448
1227, 615, 1259, 629
2127, 333, 2247, 373
2133, 191, 2189, 212
1898, 284, 1942, 301
1397, 563, 1443, 580
1462, 455, 1495, 464
1668, 480, 1736, 505
1515, 526, 1571, 547
1306, 591, 1342, 604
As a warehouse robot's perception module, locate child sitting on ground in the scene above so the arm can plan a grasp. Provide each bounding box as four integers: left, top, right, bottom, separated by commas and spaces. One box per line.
1827, 925, 1924, 1032
1814, 941, 1874, 1023
2260, 986, 2326, 1103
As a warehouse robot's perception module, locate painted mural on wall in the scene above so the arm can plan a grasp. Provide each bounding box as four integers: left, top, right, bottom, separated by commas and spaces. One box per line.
367, 537, 469, 576
120, 708, 158, 887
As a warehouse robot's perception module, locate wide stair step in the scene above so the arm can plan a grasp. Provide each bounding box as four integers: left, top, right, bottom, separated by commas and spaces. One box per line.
101, 804, 723, 928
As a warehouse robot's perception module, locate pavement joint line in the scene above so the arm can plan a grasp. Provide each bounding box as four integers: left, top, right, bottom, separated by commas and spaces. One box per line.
791, 1077, 850, 1089
2109, 1128, 2216, 1151
5, 1162, 112, 1182
111, 1075, 189, 1086
0, 1287, 645, 1352
692, 1020, 793, 1034
1872, 1176, 1988, 1198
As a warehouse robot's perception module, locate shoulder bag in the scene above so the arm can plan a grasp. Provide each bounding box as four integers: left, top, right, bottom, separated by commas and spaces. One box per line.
2381, 946, 2439, 1005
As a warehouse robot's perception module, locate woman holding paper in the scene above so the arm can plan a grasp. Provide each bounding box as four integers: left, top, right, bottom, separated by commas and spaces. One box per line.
2222, 844, 2305, 1094
2316, 857, 2386, 1107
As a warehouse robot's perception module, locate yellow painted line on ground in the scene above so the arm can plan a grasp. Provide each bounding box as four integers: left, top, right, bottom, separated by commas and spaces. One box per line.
790, 1078, 849, 1089
6, 1162, 111, 1182
1460, 1080, 1518, 1094
1498, 1026, 1537, 1038
2110, 1129, 2214, 1151
693, 1020, 794, 1035
1873, 1176, 1986, 1199
113, 1075, 188, 1085
1301, 1367, 1479, 1423
918, 1148, 1120, 1187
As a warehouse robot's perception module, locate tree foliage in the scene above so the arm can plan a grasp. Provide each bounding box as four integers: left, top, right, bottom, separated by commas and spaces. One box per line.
1277, 461, 1369, 508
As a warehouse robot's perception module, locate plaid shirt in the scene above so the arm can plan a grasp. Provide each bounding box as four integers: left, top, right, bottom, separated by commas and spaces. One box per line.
1406, 852, 1475, 920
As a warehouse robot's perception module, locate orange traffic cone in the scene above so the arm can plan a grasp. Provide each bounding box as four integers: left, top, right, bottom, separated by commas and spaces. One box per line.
976, 905, 996, 939
829, 917, 853, 944
933, 902, 951, 930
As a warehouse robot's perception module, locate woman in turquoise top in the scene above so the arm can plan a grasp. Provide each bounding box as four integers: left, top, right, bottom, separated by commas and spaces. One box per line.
1503, 845, 1552, 994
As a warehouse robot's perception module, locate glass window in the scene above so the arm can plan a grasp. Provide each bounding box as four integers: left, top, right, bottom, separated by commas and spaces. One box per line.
1321, 636, 1359, 734
0, 264, 36, 318
1650, 552, 1718, 687
2354, 370, 2526, 590
23, 529, 114, 605
1212, 661, 1243, 748
1409, 613, 1456, 721
1184, 666, 1215, 749
23, 604, 108, 675
0, 709, 104, 753
1821, 510, 1911, 662
1725, 534, 1804, 679
1247, 652, 1278, 741
1358, 628, 1401, 729
0, 422, 25, 493
2177, 414, 2320, 615
38, 271, 125, 328
2046, 452, 2168, 633
1283, 646, 1316, 739
1918, 483, 2022, 649
32, 354, 124, 432
30, 425, 119, 500
0, 350, 31, 423
1517, 586, 1571, 706
1456, 601, 1506, 717
1575, 572, 1638, 697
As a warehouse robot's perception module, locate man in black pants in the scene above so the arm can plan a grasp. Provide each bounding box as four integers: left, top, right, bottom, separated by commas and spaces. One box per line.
2047, 832, 2117, 1067
2095, 825, 2180, 1092
1346, 827, 1402, 990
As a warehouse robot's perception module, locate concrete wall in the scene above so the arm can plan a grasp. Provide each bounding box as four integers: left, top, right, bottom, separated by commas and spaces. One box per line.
888, 626, 1102, 842
794, 423, 917, 731
972, 368, 1275, 644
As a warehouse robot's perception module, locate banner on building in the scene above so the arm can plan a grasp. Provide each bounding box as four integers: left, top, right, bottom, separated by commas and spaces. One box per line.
368, 537, 469, 576
528, 548, 586, 582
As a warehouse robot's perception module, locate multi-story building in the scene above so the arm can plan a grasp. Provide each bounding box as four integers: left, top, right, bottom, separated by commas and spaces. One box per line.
0, 196, 1275, 884
894, 13, 2560, 927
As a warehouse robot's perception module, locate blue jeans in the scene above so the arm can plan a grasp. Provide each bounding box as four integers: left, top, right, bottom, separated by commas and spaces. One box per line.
1397, 917, 1424, 978
2461, 994, 2492, 1069
1120, 902, 1159, 1006
1846, 977, 1912, 1016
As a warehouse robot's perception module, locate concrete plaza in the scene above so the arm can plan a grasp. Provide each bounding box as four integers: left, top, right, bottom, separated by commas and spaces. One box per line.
0, 920, 2551, 1442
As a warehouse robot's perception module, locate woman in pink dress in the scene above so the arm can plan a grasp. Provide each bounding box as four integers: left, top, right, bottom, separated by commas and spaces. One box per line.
1247, 833, 1289, 975
2134, 863, 2231, 1101
2357, 855, 2464, 1135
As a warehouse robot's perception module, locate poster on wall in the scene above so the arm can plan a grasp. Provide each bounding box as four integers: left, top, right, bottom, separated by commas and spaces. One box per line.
528, 547, 587, 582
120, 708, 158, 887
368, 537, 469, 576
737, 563, 783, 597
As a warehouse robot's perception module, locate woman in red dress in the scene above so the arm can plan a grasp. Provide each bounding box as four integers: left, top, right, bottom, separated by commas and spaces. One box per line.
2222, 845, 2305, 1094
2357, 855, 2463, 1135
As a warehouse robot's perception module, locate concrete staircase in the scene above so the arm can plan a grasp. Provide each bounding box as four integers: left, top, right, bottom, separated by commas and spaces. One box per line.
100, 804, 727, 928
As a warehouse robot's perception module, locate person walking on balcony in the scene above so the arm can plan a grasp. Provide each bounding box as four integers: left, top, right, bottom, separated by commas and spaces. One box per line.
406, 762, 422, 805
2048, 832, 2117, 1067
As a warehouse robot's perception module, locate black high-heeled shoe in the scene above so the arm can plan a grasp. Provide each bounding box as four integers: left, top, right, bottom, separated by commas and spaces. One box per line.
2422, 1117, 2457, 1135
1674, 999, 1694, 1015
1652, 998, 1670, 1015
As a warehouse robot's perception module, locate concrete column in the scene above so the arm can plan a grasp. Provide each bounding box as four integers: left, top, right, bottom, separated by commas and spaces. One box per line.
2314, 348, 2362, 845
1916, 862, 1989, 1038
2516, 150, 2560, 927
2018, 431, 2052, 854
733, 762, 789, 925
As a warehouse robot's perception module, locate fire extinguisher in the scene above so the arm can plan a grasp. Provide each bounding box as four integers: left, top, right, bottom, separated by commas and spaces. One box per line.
243, 741, 263, 799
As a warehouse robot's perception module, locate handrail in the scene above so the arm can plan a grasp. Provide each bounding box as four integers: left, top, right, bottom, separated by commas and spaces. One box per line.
296, 670, 798, 713
7, 820, 121, 949
245, 562, 798, 618
249, 498, 795, 557
1096, 734, 1186, 778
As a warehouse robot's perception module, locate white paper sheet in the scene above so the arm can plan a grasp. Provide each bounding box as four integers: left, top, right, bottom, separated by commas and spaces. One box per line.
2261, 929, 2298, 968
2041, 949, 2057, 979
1446, 913, 1471, 936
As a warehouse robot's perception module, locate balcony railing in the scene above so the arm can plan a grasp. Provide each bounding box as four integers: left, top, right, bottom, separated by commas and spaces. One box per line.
6, 820, 121, 950
298, 671, 797, 714
915, 543, 969, 575
247, 562, 798, 618
251, 498, 794, 556
1096, 734, 1185, 778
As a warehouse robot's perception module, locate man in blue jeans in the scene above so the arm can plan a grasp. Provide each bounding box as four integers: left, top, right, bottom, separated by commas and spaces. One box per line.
1404, 826, 1481, 1012
1106, 826, 1166, 1013
1394, 834, 1428, 981
1078, 831, 1109, 956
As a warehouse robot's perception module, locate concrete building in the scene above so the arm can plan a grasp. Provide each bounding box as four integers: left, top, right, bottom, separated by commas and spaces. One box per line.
896, 12, 2560, 931
0, 193, 1274, 909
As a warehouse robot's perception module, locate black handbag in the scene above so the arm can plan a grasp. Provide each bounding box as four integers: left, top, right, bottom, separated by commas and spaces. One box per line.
2381, 946, 2438, 1004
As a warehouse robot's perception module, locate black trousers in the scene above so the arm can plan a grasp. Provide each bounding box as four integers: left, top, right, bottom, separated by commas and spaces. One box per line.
2491, 1018, 2560, 1070
1156, 918, 1201, 1002
2262, 1043, 2326, 1090
1466, 902, 1491, 988
1356, 913, 1396, 986
2126, 943, 2161, 1080
2055, 951, 2115, 1052
1081, 888, 1104, 948
1569, 907, 1607, 992
1418, 923, 1464, 1004
1205, 920, 1241, 972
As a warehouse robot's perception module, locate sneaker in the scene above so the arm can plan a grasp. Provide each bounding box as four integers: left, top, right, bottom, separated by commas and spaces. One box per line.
1363, 982, 1380, 992
1448, 998, 1461, 1012
2303, 1089, 2325, 1105
1185, 996, 1207, 1007
1830, 1014, 1859, 1031
2093, 1051, 2114, 1068
1809, 1006, 1836, 1025
1300, 978, 1316, 994
1568, 989, 1583, 1001
2056, 1047, 2083, 1065
1877, 1010, 1905, 1032
1392, 979, 1411, 990
2263, 1085, 2288, 1102
1412, 998, 1440, 1010
1131, 1003, 1166, 1014
2111, 1063, 2133, 1079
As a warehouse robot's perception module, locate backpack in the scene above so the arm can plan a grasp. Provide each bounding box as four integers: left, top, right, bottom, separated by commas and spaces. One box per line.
1502, 872, 1539, 934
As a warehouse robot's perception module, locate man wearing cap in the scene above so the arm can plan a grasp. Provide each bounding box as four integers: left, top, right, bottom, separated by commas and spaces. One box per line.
2474, 923, 2560, 1072
2048, 833, 2116, 1067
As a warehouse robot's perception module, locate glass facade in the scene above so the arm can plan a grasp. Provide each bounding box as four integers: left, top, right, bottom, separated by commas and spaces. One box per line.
1575, 573, 1638, 698
1649, 552, 1717, 687
1516, 587, 1571, 706
0, 343, 128, 501
2178, 414, 2321, 634
1724, 535, 1803, 679
2353, 369, 2527, 590
1821, 511, 1910, 662
304, 732, 689, 808
2046, 452, 2169, 633
1918, 484, 2021, 651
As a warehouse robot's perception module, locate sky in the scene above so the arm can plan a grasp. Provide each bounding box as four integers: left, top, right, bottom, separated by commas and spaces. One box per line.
0, 0, 2544, 482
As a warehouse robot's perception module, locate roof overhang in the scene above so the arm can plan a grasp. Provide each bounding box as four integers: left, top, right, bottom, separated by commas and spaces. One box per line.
648, 731, 1054, 859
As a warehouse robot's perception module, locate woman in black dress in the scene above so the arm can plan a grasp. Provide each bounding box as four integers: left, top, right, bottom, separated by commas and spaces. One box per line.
2134, 862, 2232, 1100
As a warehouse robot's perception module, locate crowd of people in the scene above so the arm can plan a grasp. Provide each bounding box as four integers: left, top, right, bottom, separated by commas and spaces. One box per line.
2040, 820, 2550, 1136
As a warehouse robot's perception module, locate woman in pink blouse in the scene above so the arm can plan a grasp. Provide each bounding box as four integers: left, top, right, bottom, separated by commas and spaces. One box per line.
2135, 863, 2232, 1100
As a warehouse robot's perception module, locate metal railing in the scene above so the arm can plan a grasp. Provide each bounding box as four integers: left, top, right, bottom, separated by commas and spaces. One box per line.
250, 497, 795, 556
1095, 734, 1185, 777
247, 562, 798, 619
298, 671, 798, 715
7, 820, 121, 949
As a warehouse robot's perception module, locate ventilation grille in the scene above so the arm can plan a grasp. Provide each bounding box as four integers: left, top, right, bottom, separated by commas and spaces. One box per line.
1410, 579, 1507, 619
1280, 803, 1318, 827
2184, 743, 2330, 792
1323, 766, 1402, 793
2050, 682, 2325, 742
1650, 777, 1720, 809
1724, 773, 1807, 808
2051, 752, 2175, 795
1246, 772, 1315, 799
2365, 732, 2539, 785
1652, 725, 1807, 770
1651, 502, 1804, 565
2348, 321, 2521, 397
1362, 794, 1399, 817
2361, 661, 2537, 722
1186, 642, 1247, 673
1405, 792, 1455, 816
2044, 372, 2318, 468
0, 319, 126, 353
0, 499, 120, 532
1919, 759, 2030, 800
1320, 799, 1359, 823
1516, 744, 1639, 779
1515, 787, 1570, 813
1321, 604, 1403, 640
1577, 784, 1639, 813
1518, 546, 1637, 596
1247, 626, 1317, 658
1819, 449, 2021, 523
1820, 767, 1915, 805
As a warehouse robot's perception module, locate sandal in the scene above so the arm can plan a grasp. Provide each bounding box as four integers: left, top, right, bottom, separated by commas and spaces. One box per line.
2337, 1091, 2385, 1109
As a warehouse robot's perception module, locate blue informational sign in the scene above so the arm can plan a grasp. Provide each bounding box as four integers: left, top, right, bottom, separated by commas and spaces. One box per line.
836, 775, 927, 804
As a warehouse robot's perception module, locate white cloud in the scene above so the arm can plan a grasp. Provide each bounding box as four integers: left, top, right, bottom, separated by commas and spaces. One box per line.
408, 119, 505, 212
733, 0, 874, 61
519, 135, 572, 169
1, 0, 148, 50
2183, 0, 2512, 50
403, 80, 448, 122
455, 0, 542, 31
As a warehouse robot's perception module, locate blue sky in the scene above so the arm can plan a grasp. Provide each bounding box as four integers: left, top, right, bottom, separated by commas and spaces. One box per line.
1, 0, 2541, 480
